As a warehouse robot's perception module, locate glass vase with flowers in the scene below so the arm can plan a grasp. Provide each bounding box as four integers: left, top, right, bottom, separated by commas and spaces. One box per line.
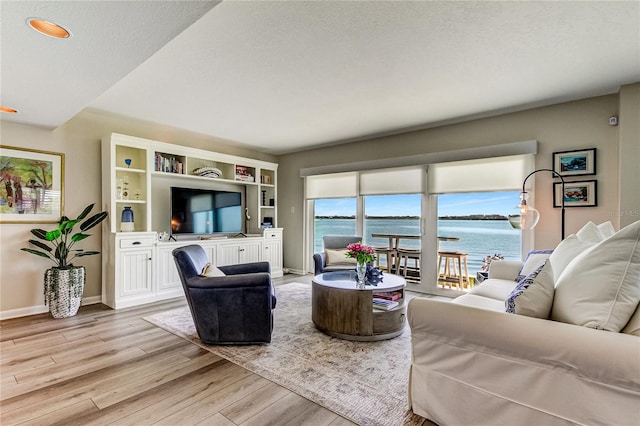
345, 242, 376, 288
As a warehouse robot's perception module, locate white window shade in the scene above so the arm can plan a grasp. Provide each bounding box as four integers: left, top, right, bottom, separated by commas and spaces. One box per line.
305, 172, 357, 199
359, 166, 424, 195
428, 154, 535, 194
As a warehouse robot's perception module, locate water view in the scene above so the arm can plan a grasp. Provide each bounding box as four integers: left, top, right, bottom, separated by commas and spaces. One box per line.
314, 218, 521, 274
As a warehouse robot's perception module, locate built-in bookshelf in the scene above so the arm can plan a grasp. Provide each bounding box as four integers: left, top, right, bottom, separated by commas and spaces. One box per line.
102, 133, 278, 234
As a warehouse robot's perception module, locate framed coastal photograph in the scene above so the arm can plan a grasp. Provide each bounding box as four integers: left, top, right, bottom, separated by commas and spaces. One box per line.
554, 180, 597, 208
0, 146, 64, 223
553, 148, 596, 176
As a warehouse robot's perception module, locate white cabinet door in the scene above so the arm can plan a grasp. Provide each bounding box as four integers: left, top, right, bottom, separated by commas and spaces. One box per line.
262, 228, 283, 277
155, 245, 182, 294
263, 239, 283, 276
216, 241, 263, 266
216, 243, 241, 266
119, 248, 153, 298
240, 241, 263, 263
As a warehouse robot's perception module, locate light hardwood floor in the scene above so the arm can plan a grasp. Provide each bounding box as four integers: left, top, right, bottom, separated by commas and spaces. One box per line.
0, 274, 371, 426
1, 274, 431, 426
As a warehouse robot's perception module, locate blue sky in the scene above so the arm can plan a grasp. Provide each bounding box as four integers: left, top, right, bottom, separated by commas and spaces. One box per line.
315, 191, 520, 216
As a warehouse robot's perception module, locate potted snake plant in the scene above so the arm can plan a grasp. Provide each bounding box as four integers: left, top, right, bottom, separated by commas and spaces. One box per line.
21, 203, 108, 318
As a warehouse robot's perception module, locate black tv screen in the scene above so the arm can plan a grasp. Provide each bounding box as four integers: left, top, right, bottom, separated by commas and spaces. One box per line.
171, 187, 242, 235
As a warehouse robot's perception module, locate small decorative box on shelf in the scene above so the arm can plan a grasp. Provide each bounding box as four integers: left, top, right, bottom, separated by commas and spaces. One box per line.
260, 174, 272, 184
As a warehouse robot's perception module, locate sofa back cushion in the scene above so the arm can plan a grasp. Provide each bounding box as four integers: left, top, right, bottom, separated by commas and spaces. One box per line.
548, 221, 613, 282
551, 220, 640, 332
575, 220, 606, 243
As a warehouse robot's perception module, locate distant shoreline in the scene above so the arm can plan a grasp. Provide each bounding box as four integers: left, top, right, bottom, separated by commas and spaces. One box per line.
315, 215, 511, 220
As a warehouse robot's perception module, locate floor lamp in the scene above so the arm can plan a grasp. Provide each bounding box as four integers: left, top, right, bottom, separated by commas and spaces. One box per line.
519, 168, 566, 240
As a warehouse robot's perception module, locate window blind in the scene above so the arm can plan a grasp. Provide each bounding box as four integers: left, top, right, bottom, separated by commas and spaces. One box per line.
428, 154, 535, 194
359, 166, 423, 195
305, 171, 357, 199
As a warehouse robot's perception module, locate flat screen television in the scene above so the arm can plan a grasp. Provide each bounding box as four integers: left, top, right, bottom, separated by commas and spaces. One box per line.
170, 187, 243, 236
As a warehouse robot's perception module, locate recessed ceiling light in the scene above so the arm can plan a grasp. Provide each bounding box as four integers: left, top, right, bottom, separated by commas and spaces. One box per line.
27, 18, 71, 39
0, 107, 18, 114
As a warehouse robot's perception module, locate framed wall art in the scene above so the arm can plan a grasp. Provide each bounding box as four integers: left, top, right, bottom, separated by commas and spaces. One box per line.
554, 180, 597, 208
552, 148, 596, 177
0, 146, 64, 223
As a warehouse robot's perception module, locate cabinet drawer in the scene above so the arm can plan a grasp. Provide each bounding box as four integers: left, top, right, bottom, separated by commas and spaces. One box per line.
264, 230, 282, 239
119, 237, 154, 249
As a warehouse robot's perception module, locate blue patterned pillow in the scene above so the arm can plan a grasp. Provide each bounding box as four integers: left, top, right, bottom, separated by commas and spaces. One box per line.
506, 262, 547, 314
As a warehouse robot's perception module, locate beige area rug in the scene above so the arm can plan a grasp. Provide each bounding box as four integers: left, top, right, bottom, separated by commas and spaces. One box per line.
144, 282, 426, 426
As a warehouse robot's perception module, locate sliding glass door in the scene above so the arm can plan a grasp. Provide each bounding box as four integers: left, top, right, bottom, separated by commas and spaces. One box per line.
313, 198, 357, 254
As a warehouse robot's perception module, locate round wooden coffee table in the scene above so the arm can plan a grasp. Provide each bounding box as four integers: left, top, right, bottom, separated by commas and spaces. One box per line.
311, 271, 406, 341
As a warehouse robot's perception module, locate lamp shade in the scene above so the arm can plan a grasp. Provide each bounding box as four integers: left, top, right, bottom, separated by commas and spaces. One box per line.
520, 205, 540, 230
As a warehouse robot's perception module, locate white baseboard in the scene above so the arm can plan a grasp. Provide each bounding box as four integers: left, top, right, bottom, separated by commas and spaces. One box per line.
286, 268, 306, 275
0, 295, 104, 320
82, 296, 102, 306
0, 305, 48, 320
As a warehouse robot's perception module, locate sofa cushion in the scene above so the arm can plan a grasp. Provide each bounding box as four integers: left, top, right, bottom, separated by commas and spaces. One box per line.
622, 304, 640, 336
515, 250, 553, 281
505, 261, 555, 318
487, 260, 523, 280
325, 248, 356, 266
469, 279, 518, 301
200, 262, 225, 277
452, 293, 507, 311
551, 220, 640, 332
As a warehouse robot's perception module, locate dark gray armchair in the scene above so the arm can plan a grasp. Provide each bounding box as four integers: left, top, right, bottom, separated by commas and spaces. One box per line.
172, 244, 276, 344
313, 235, 363, 275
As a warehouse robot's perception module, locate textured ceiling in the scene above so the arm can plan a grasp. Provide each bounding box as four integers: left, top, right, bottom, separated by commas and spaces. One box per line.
2, 1, 639, 154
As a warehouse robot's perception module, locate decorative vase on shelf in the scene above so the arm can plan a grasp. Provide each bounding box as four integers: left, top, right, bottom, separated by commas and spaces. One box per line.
121, 206, 135, 232
356, 260, 367, 289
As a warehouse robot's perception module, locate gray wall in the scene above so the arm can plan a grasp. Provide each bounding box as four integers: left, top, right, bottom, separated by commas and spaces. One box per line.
277, 86, 640, 273
0, 110, 276, 316
2, 85, 638, 316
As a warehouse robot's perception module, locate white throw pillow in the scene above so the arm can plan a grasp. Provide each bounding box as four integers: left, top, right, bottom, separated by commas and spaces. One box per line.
548, 235, 596, 282
515, 250, 553, 282
597, 221, 616, 239
506, 261, 555, 318
551, 220, 640, 332
200, 262, 226, 277
325, 248, 356, 266
575, 221, 605, 243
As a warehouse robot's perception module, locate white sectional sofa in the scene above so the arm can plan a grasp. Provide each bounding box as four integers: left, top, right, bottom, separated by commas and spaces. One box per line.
408, 220, 640, 426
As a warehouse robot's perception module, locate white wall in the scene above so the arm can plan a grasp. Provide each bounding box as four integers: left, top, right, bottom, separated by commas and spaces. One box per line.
278, 91, 637, 273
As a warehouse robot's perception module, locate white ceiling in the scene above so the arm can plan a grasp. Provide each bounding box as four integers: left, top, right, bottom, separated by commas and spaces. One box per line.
2, 1, 639, 155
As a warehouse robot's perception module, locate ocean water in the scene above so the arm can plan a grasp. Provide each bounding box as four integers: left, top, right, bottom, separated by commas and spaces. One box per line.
314, 218, 521, 274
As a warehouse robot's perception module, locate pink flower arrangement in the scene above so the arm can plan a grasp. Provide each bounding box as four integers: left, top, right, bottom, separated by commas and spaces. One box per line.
345, 242, 376, 264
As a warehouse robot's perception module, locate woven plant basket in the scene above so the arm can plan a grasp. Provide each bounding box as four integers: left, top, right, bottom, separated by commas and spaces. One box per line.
44, 266, 85, 318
